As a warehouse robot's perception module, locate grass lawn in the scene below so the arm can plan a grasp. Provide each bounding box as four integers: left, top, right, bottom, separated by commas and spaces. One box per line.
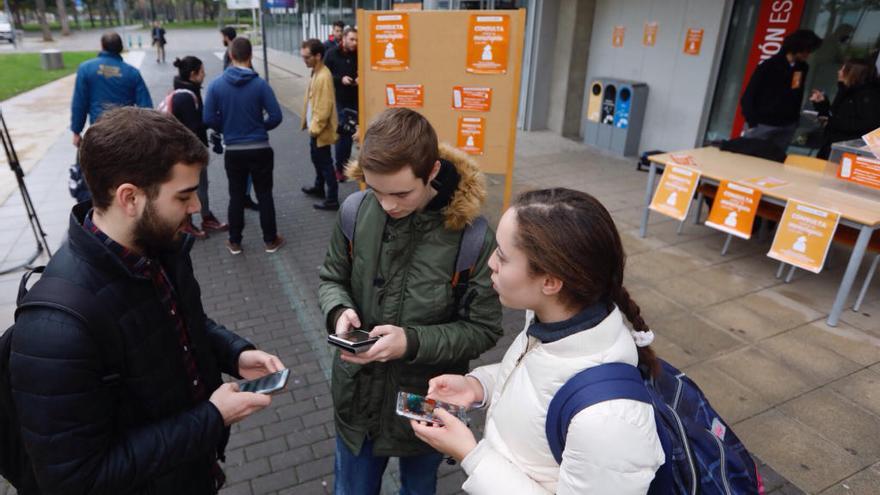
0, 51, 94, 101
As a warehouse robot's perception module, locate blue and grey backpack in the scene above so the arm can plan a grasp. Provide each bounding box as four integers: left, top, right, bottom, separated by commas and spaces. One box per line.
546, 360, 764, 495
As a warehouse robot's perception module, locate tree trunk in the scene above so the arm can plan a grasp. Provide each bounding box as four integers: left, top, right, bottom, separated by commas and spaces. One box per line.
55, 0, 71, 35
71, 1, 81, 29
86, 1, 95, 28
34, 0, 54, 41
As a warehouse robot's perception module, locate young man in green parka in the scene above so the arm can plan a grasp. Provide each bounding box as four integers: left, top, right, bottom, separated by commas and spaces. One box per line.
318, 108, 503, 494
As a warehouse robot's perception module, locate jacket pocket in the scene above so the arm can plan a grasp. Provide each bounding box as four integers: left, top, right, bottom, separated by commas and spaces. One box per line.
331, 353, 362, 426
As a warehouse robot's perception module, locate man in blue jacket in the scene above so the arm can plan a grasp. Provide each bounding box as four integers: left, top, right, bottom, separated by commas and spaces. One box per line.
204, 37, 284, 255
70, 32, 152, 148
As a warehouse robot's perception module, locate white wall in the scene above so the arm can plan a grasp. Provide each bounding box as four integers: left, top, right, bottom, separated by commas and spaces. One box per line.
582, 0, 732, 153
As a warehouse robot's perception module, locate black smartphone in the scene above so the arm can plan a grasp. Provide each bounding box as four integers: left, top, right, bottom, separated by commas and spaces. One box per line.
238, 369, 290, 395
327, 329, 379, 354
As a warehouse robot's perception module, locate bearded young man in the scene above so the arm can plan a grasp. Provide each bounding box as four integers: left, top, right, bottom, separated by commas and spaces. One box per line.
9, 107, 284, 494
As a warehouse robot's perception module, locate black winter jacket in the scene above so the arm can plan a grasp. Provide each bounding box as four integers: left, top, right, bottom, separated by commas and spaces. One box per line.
10, 202, 254, 495
741, 54, 809, 127
813, 82, 880, 159
324, 45, 358, 111
171, 77, 208, 146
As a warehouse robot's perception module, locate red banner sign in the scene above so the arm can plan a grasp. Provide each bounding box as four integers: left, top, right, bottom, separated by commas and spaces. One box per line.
730, 0, 806, 138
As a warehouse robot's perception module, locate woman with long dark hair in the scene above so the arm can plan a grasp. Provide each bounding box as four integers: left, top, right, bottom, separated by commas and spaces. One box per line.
810, 57, 880, 159
171, 56, 228, 238
411, 188, 665, 494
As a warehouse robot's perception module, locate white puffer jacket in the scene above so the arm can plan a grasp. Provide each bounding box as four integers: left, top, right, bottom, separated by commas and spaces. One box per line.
461, 307, 665, 494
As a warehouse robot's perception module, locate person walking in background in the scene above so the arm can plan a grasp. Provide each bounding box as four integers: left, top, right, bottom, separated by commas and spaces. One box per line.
70, 32, 152, 202
220, 26, 236, 70
810, 57, 880, 159
324, 20, 345, 54
299, 38, 339, 211
169, 56, 229, 238
151, 21, 167, 63
325, 26, 358, 182
204, 37, 285, 255
740, 29, 823, 152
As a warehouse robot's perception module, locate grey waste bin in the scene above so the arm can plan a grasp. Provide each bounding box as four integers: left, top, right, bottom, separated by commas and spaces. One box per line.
581, 77, 648, 157
40, 49, 64, 70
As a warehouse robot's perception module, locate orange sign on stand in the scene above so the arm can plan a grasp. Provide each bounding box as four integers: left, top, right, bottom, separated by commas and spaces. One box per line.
452, 86, 492, 112
839, 153, 880, 191
385, 84, 423, 108
649, 165, 701, 221
466, 15, 510, 74
612, 25, 625, 47
768, 200, 840, 274
457, 117, 485, 155
704, 181, 762, 239
643, 22, 658, 47
684, 28, 703, 55
371, 13, 409, 71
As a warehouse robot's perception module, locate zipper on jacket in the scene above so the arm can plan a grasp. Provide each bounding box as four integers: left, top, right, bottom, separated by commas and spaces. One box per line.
709, 428, 733, 495
665, 401, 698, 495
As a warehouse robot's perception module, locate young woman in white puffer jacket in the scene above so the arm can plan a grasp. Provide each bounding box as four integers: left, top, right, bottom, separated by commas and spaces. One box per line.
411, 188, 666, 494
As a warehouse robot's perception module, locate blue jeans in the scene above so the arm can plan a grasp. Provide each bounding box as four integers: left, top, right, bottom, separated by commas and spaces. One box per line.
335, 107, 355, 173
334, 437, 443, 495
311, 136, 338, 203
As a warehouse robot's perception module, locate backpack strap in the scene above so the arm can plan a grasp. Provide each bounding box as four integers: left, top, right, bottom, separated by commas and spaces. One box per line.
546, 363, 651, 464
14, 268, 123, 382
451, 216, 488, 318
340, 189, 369, 259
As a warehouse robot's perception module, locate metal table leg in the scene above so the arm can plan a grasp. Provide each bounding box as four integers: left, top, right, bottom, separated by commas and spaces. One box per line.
639, 162, 658, 238
828, 225, 875, 326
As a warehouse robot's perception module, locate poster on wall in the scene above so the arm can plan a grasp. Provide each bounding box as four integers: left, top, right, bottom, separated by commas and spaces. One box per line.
612, 25, 625, 47
643, 22, 658, 47
684, 28, 703, 55
457, 117, 485, 155
385, 84, 424, 108
452, 86, 492, 111
371, 13, 409, 71
466, 15, 510, 74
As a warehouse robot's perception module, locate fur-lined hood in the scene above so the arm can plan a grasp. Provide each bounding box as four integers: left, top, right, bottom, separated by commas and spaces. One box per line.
345, 143, 487, 231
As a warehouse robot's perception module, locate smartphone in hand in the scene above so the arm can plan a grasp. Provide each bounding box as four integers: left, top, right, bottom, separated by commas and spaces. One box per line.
237, 369, 290, 395
328, 329, 379, 354
395, 391, 469, 426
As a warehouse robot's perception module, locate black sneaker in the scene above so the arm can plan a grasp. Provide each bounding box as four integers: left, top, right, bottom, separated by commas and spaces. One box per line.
244, 197, 259, 211
313, 201, 340, 211
301, 186, 326, 199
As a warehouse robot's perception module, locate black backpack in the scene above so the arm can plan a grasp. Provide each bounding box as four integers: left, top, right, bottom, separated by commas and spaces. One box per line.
340, 190, 489, 318
0, 267, 122, 490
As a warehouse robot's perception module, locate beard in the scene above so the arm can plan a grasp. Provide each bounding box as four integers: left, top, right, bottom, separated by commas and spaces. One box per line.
132, 200, 183, 256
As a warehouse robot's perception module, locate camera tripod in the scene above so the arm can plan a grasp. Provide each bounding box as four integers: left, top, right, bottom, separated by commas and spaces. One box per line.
0, 108, 52, 275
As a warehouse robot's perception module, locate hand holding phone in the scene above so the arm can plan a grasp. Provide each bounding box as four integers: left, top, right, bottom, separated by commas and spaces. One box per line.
209, 382, 272, 426
237, 368, 290, 394
396, 391, 469, 426
427, 374, 484, 407
328, 329, 380, 354
335, 309, 361, 335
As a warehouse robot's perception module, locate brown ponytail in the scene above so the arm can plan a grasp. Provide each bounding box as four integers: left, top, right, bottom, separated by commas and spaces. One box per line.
513, 188, 660, 378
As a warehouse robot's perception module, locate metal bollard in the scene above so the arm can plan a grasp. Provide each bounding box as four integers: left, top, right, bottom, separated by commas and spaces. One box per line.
39, 49, 64, 70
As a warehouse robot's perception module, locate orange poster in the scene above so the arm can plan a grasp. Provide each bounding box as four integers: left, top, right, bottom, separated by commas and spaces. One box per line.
385, 84, 423, 108
612, 25, 625, 48
643, 22, 658, 47
684, 28, 703, 55
767, 200, 840, 274
649, 165, 701, 221
371, 13, 409, 71
838, 153, 880, 190
862, 127, 880, 159
704, 181, 762, 239
466, 15, 510, 74
457, 117, 485, 155
452, 86, 492, 112
745, 176, 789, 189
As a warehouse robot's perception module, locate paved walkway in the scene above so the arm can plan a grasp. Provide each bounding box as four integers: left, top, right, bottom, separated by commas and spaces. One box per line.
1, 28, 879, 495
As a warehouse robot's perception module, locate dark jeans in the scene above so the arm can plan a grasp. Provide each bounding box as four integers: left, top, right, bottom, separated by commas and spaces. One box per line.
333, 437, 443, 495
197, 165, 212, 219
311, 136, 338, 203
224, 147, 277, 244
334, 107, 355, 173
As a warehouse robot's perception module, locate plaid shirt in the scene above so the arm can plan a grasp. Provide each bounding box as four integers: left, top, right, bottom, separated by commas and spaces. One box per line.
84, 212, 225, 490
